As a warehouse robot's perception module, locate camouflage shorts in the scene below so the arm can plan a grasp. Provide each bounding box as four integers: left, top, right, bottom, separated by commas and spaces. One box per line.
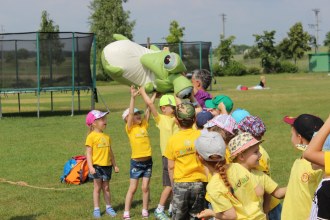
172, 182, 207, 220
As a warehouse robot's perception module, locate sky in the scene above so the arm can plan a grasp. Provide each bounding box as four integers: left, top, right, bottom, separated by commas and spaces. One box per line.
0, 0, 329, 47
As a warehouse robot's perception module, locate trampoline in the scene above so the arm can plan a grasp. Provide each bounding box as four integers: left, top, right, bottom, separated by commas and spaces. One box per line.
0, 32, 96, 117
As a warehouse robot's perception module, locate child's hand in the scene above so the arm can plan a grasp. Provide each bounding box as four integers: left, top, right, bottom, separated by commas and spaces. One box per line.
114, 166, 119, 173
218, 102, 228, 115
139, 86, 146, 94
197, 209, 215, 219
130, 85, 140, 97
89, 167, 96, 175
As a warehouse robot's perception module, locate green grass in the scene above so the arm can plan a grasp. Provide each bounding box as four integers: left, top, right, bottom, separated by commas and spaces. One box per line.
1, 73, 330, 219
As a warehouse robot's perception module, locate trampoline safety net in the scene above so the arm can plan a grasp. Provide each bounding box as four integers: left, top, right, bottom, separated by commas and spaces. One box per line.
0, 32, 95, 93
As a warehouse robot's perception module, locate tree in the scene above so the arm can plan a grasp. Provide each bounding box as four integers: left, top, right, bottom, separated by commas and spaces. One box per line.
324, 32, 330, 52
254, 30, 279, 73
38, 10, 65, 66
216, 36, 235, 66
278, 22, 311, 64
89, 0, 135, 75
165, 20, 185, 43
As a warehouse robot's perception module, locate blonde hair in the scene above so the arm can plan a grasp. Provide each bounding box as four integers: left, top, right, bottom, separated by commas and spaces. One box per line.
214, 160, 234, 194
87, 124, 94, 135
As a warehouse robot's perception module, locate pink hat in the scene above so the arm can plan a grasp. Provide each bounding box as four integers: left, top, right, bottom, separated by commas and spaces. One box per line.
204, 114, 237, 134
86, 110, 109, 126
228, 132, 263, 159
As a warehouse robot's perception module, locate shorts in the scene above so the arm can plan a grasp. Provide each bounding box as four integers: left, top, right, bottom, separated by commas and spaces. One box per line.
130, 158, 153, 179
162, 156, 171, 187
92, 165, 112, 181
268, 203, 282, 220
172, 182, 207, 220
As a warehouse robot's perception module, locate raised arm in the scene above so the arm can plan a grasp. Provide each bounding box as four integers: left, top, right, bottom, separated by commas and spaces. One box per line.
304, 114, 330, 166
139, 86, 158, 118
127, 85, 139, 129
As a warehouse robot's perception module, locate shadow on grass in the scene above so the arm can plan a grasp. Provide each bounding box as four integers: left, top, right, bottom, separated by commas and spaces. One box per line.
1, 107, 127, 118
9, 213, 43, 220
1, 110, 89, 118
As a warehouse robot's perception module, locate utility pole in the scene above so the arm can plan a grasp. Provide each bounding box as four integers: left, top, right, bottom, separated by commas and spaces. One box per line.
220, 13, 226, 39
312, 9, 320, 47
309, 9, 320, 52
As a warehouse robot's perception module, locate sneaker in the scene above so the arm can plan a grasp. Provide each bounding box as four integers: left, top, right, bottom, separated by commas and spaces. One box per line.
154, 210, 170, 220
106, 206, 117, 217
123, 213, 131, 219
142, 210, 149, 218
93, 209, 101, 219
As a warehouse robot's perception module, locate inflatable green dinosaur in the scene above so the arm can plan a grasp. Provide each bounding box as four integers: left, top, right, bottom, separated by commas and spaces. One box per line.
101, 34, 192, 98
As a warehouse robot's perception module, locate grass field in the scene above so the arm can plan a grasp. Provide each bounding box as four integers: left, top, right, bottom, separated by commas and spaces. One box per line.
1, 73, 330, 219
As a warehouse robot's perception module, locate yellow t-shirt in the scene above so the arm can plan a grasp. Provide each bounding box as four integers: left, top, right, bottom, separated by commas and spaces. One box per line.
254, 145, 281, 210
85, 131, 112, 166
164, 129, 207, 182
126, 119, 152, 159
256, 145, 270, 175
325, 151, 330, 176
153, 114, 179, 156
251, 169, 278, 207
281, 158, 323, 220
207, 163, 266, 220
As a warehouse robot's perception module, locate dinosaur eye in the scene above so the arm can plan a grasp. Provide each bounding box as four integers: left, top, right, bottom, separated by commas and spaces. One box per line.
164, 53, 177, 69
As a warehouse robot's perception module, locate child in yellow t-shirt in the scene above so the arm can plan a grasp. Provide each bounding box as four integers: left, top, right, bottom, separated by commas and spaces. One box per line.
164, 102, 207, 219
122, 85, 153, 219
237, 115, 281, 219
85, 110, 119, 218
195, 132, 265, 220
282, 114, 324, 220
304, 114, 330, 219
139, 87, 178, 219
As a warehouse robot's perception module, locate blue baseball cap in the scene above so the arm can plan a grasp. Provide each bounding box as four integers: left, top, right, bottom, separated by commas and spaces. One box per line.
196, 110, 214, 129
231, 108, 251, 123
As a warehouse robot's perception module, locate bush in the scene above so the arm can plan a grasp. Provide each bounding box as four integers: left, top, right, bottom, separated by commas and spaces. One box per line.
247, 66, 261, 75
212, 63, 224, 76
278, 61, 298, 73
223, 61, 247, 76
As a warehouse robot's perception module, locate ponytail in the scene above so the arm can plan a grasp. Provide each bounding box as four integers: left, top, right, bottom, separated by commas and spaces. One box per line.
215, 160, 234, 195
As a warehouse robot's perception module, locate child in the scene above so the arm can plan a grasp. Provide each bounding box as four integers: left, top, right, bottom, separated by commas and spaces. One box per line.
122, 86, 153, 219
281, 114, 324, 220
249, 75, 266, 90
236, 116, 282, 219
139, 87, 178, 219
85, 110, 119, 218
195, 131, 237, 219
191, 69, 212, 109
196, 132, 269, 220
164, 102, 207, 219
205, 95, 234, 116
303, 114, 330, 219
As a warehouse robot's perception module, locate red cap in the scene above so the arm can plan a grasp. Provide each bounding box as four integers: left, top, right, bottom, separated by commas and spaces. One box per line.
283, 116, 296, 125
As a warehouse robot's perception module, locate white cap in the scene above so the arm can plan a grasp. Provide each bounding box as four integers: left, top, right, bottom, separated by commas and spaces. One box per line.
195, 131, 226, 162
122, 108, 144, 120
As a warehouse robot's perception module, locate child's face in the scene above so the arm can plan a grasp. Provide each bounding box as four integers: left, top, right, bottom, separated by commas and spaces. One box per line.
241, 144, 262, 169
161, 105, 175, 116
93, 116, 107, 132
133, 113, 142, 125
290, 127, 302, 146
